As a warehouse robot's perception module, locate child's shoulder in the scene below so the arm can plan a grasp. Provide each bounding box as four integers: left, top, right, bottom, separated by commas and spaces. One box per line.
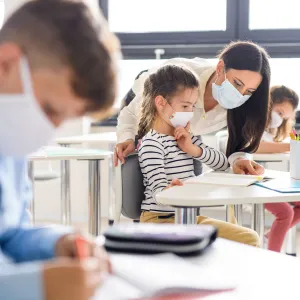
141, 129, 164, 145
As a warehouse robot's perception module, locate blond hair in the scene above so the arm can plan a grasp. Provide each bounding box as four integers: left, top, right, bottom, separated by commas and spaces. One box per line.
138, 65, 199, 139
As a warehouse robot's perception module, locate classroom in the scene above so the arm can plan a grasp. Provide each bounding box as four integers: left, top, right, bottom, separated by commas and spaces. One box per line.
1, 0, 300, 299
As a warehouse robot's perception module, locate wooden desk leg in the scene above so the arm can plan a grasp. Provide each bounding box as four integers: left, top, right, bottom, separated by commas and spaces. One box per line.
60, 144, 71, 225
286, 226, 297, 256
88, 160, 101, 236
175, 208, 197, 224
251, 203, 265, 247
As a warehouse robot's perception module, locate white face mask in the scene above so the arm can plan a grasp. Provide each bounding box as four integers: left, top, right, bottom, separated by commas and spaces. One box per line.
212, 71, 251, 109
0, 57, 55, 157
170, 111, 194, 128
269, 111, 283, 129
163, 101, 194, 128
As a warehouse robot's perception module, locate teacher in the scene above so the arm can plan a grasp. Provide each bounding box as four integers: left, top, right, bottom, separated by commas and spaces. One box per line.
114, 41, 271, 175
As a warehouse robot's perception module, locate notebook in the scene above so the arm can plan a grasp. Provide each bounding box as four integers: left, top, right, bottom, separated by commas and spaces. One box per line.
255, 177, 300, 193
185, 170, 277, 187
93, 253, 236, 300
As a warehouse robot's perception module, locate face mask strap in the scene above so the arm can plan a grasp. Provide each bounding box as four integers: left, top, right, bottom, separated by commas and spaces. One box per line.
162, 98, 176, 119
215, 66, 227, 85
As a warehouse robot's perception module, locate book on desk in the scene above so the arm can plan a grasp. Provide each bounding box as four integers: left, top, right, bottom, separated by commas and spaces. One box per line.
185, 170, 277, 187
94, 253, 235, 300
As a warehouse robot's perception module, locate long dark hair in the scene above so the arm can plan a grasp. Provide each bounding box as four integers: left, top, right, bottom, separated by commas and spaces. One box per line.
220, 41, 271, 156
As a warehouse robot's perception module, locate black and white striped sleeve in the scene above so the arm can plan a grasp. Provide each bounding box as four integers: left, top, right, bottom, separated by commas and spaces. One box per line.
191, 136, 229, 171
138, 138, 168, 203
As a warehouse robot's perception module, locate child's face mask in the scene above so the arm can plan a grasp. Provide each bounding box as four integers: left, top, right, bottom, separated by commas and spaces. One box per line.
0, 57, 55, 156
163, 101, 194, 128
269, 111, 283, 129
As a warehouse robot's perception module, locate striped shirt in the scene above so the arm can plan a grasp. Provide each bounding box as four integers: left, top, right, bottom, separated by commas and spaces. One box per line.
138, 129, 229, 213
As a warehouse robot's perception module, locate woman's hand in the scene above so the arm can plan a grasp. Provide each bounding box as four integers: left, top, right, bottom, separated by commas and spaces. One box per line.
175, 123, 202, 157
114, 139, 135, 166
232, 158, 264, 175
43, 258, 106, 300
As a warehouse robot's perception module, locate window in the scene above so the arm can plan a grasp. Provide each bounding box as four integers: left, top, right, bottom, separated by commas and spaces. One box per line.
100, 0, 300, 59
249, 0, 300, 30
0, 0, 4, 28
100, 0, 236, 58
108, 0, 227, 33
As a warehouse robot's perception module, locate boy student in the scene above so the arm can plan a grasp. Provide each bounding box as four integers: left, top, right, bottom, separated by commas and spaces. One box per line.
0, 1, 120, 299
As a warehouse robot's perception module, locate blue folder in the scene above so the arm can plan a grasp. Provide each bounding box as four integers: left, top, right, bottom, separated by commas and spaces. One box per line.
255, 178, 300, 193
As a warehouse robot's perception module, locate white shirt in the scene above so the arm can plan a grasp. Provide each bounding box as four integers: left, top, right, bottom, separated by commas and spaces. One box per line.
117, 57, 252, 164
139, 129, 228, 213
261, 131, 274, 142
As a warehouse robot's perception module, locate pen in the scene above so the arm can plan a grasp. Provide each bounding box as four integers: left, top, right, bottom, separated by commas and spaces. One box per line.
75, 236, 89, 260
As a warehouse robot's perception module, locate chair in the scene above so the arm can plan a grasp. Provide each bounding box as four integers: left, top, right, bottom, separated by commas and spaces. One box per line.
112, 153, 203, 223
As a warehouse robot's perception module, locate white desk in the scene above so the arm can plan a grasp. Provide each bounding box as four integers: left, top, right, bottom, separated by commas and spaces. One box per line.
56, 132, 117, 148
29, 147, 112, 235
156, 171, 300, 242
253, 152, 290, 163
188, 238, 299, 299
100, 238, 300, 299
56, 132, 118, 225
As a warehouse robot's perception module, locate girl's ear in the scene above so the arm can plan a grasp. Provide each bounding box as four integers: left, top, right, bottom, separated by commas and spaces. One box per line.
155, 95, 166, 110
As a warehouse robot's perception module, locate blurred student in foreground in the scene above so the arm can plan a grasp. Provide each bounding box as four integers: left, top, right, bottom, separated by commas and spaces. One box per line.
0, 0, 120, 299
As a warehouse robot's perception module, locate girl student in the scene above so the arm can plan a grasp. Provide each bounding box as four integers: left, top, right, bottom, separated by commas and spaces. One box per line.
137, 64, 260, 247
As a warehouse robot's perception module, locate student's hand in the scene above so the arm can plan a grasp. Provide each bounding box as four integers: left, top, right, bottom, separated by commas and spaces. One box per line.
164, 178, 184, 190
43, 258, 105, 300
232, 158, 264, 175
55, 234, 111, 272
114, 139, 135, 166
175, 123, 202, 157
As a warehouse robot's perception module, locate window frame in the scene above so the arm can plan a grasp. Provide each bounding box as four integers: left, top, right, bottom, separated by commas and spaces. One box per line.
99, 0, 300, 59
99, 0, 239, 58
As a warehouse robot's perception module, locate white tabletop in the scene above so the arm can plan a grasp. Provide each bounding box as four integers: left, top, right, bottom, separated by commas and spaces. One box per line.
253, 152, 290, 162
56, 132, 117, 145
156, 171, 300, 207
29, 146, 112, 161
102, 238, 300, 299
188, 238, 300, 299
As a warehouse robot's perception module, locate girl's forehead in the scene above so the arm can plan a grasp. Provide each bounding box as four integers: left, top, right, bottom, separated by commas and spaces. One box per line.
172, 88, 199, 103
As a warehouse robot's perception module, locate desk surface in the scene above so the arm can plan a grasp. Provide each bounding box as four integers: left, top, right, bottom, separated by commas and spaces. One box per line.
29, 146, 112, 161
187, 238, 300, 299
157, 171, 300, 207
56, 132, 117, 145
100, 238, 300, 299
253, 152, 290, 162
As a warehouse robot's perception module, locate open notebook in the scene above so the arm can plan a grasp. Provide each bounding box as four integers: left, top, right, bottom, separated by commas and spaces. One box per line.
185, 170, 278, 187
93, 253, 236, 300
